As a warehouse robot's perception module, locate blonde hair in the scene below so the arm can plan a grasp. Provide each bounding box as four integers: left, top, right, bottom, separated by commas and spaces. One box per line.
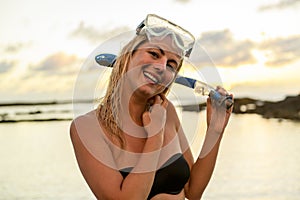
97, 31, 183, 148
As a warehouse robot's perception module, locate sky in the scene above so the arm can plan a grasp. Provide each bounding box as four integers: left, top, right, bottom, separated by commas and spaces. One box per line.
0, 0, 300, 103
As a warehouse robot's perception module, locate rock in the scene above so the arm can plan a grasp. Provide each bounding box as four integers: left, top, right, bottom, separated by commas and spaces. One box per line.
182, 94, 300, 121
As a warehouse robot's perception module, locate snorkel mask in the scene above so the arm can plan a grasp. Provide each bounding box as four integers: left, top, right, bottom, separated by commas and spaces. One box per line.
136, 14, 195, 58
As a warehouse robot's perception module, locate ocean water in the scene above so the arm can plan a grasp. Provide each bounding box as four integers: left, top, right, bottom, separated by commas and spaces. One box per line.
0, 106, 299, 200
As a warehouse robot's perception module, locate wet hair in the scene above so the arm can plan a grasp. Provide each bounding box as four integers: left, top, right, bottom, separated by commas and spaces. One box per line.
97, 30, 183, 148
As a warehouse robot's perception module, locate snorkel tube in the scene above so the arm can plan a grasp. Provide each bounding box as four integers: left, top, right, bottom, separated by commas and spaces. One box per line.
95, 53, 233, 109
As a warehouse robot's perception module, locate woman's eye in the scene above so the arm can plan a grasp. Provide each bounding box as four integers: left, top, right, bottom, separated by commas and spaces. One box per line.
167, 64, 176, 72
149, 51, 159, 58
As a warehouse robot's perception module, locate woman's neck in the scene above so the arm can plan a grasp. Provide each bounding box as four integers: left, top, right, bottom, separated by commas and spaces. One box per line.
128, 94, 149, 126
121, 82, 153, 126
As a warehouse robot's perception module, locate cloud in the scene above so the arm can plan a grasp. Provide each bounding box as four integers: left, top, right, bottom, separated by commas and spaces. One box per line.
70, 21, 131, 43
0, 52, 84, 101
173, 0, 191, 3
29, 52, 82, 74
259, 34, 300, 67
3, 42, 31, 53
195, 29, 257, 67
69, 24, 300, 69
258, 0, 300, 11
0, 61, 15, 73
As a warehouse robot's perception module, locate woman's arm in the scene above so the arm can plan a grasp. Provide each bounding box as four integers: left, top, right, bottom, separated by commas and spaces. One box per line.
177, 92, 233, 199
70, 121, 159, 200
184, 125, 223, 200
70, 95, 168, 200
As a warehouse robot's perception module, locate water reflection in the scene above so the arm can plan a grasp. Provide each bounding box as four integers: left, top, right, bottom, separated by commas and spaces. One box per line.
0, 113, 299, 199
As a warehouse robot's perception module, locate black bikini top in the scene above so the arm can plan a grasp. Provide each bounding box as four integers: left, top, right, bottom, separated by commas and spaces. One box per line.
119, 153, 190, 199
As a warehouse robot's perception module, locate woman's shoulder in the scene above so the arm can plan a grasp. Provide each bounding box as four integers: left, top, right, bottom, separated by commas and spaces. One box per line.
166, 99, 179, 118
165, 99, 181, 131
166, 98, 176, 111
71, 109, 97, 124
70, 109, 117, 169
70, 109, 106, 142
71, 109, 99, 130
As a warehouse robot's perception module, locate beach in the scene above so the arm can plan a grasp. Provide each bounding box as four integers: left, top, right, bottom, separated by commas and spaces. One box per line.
0, 105, 300, 199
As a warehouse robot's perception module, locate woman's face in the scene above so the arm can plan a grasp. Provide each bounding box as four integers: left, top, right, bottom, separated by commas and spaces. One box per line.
125, 38, 182, 98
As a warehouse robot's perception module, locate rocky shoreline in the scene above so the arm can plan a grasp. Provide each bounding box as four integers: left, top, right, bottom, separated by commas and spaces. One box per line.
1, 95, 299, 122
182, 94, 300, 122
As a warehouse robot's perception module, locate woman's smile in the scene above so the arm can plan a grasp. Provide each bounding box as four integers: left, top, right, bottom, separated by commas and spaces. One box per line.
143, 71, 160, 84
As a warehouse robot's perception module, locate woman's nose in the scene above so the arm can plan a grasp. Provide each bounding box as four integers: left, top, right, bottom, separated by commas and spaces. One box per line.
153, 57, 167, 72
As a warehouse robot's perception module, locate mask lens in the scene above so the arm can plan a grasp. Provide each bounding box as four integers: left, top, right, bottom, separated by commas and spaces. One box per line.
137, 14, 195, 57
144, 27, 184, 56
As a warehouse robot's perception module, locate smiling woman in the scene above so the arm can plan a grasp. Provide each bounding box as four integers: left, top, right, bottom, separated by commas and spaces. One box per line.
125, 44, 180, 92
70, 14, 233, 200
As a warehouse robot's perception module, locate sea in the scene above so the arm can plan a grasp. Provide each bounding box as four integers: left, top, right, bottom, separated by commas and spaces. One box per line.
0, 102, 299, 200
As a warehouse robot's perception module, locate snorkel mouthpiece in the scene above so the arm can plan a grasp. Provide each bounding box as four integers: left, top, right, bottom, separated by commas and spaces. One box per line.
95, 53, 116, 67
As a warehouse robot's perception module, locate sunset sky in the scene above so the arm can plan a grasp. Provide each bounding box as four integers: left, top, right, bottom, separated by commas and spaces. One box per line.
1, 0, 299, 103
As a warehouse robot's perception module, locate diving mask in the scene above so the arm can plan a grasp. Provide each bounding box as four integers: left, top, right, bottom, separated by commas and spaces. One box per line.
136, 14, 195, 57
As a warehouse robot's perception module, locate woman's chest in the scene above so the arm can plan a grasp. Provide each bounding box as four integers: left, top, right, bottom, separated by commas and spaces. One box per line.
112, 122, 182, 170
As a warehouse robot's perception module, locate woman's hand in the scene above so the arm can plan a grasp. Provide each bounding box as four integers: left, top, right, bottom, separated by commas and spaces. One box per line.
199, 86, 234, 158
206, 86, 233, 134
142, 94, 168, 138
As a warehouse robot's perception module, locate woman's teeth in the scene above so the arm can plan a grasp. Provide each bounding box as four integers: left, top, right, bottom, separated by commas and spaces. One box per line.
143, 72, 159, 84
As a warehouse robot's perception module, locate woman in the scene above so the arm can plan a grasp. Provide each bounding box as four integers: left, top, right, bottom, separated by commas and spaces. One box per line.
70, 14, 233, 200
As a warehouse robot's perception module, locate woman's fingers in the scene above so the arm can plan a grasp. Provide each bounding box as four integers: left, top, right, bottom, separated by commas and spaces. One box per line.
207, 86, 234, 131
150, 94, 168, 110
206, 97, 212, 127
216, 86, 229, 96
143, 94, 168, 137
159, 94, 168, 109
